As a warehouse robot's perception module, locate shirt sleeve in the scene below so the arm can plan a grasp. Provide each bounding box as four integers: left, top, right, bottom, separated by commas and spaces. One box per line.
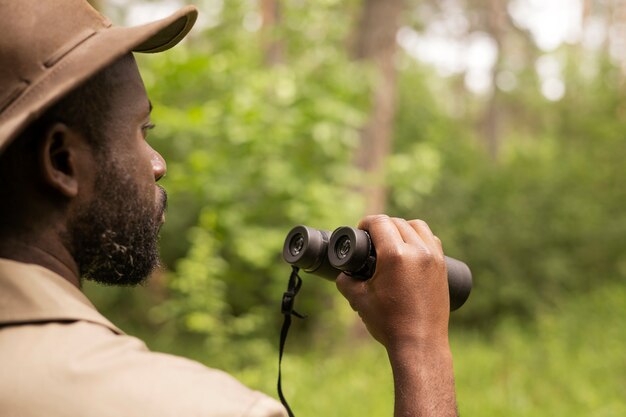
1, 320, 289, 417
244, 395, 289, 417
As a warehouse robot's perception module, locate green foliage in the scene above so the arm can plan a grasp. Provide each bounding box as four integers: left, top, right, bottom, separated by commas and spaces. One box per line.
93, 278, 626, 417
388, 55, 626, 324
224, 283, 626, 417
454, 283, 626, 416
135, 0, 371, 367
84, 2, 626, 409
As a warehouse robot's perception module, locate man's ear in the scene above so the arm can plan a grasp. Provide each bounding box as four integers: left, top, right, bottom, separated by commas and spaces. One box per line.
38, 123, 86, 198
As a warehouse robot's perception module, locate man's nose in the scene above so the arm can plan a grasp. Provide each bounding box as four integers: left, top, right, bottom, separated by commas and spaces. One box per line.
151, 150, 167, 181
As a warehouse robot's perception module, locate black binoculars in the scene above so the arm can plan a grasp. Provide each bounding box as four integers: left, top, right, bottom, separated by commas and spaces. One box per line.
282, 225, 472, 311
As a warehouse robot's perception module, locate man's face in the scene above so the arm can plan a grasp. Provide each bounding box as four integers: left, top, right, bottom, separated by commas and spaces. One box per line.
68, 54, 168, 286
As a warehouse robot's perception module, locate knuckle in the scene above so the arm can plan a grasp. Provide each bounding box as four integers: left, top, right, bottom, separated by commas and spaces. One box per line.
369, 214, 390, 224
358, 214, 389, 229
409, 219, 427, 227
415, 247, 445, 269
426, 251, 446, 268
418, 249, 437, 266
416, 220, 433, 234
382, 243, 445, 268
386, 244, 407, 262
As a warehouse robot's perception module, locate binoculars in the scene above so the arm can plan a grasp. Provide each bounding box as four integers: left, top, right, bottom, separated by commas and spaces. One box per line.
282, 225, 472, 311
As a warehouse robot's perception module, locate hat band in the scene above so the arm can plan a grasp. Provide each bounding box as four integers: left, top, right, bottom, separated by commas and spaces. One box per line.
44, 29, 98, 68
0, 81, 29, 114
0, 29, 99, 116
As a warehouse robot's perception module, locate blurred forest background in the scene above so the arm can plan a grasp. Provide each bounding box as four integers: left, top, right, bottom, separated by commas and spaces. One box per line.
87, 0, 626, 415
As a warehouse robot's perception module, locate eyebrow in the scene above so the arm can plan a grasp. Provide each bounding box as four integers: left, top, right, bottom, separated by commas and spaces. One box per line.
148, 100, 153, 113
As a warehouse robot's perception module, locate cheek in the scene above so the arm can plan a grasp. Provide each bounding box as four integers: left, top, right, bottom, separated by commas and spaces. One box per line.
117, 143, 157, 202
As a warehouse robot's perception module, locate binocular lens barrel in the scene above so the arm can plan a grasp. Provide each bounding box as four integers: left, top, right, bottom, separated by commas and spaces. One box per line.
282, 226, 338, 279
282, 225, 472, 311
328, 226, 375, 276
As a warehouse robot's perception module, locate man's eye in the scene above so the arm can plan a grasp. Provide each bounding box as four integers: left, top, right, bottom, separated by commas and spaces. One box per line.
142, 123, 156, 137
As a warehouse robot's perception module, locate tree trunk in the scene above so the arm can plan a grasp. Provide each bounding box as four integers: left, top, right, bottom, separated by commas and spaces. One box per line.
260, 0, 284, 66
482, 0, 507, 160
347, 0, 405, 339
352, 0, 405, 215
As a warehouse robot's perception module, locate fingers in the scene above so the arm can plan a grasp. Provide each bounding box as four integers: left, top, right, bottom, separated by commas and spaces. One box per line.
357, 215, 403, 250
358, 215, 442, 256
339, 215, 450, 348
408, 219, 444, 257
433, 235, 443, 252
390, 217, 425, 246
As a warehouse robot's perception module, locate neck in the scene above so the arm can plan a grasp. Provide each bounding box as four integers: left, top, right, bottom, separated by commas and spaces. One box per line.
0, 235, 81, 288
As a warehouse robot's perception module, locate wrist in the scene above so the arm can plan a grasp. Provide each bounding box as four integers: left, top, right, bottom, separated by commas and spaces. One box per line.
385, 333, 458, 417
385, 333, 452, 365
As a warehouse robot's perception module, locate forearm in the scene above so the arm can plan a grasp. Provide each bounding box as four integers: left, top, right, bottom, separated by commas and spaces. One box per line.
335, 215, 459, 416
387, 340, 458, 417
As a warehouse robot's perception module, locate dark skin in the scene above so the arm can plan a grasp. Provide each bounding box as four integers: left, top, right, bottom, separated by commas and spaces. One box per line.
0, 54, 457, 416
337, 215, 458, 416
0, 54, 166, 288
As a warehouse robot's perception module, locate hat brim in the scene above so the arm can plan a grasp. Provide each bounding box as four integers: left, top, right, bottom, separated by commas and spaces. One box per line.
0, 5, 197, 153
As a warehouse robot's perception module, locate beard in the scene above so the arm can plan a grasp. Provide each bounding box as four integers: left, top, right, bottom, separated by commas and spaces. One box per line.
67, 159, 167, 286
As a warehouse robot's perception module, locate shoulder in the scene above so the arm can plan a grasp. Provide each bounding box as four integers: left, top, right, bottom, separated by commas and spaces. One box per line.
0, 320, 286, 417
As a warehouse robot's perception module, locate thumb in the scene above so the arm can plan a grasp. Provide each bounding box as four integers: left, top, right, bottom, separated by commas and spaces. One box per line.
336, 273, 367, 312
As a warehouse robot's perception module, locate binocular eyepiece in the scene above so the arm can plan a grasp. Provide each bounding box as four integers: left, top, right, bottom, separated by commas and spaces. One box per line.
283, 225, 472, 311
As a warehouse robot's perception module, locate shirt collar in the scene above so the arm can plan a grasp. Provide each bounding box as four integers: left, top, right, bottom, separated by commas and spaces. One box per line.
0, 258, 124, 335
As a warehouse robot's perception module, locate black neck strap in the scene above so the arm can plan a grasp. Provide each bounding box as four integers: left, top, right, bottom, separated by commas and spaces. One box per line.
277, 266, 306, 417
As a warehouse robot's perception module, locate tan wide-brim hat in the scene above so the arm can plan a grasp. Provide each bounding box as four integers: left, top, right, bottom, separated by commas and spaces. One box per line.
0, 0, 198, 154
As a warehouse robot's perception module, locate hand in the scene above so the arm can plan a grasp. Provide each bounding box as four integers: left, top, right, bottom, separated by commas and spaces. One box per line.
336, 214, 450, 349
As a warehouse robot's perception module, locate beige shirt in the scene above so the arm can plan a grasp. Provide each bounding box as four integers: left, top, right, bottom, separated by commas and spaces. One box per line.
0, 258, 287, 417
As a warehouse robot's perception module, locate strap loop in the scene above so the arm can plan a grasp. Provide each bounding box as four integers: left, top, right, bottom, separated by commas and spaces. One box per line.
281, 266, 305, 318
277, 266, 306, 417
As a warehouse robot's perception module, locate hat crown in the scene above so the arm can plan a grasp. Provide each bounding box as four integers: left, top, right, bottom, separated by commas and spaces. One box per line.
0, 1, 197, 154
0, 0, 109, 111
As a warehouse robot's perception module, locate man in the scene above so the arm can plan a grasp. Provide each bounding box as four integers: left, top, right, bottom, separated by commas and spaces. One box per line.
0, 1, 458, 416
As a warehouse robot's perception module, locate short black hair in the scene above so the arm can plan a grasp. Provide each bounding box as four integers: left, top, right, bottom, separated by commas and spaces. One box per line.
29, 64, 115, 151
0, 59, 117, 211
